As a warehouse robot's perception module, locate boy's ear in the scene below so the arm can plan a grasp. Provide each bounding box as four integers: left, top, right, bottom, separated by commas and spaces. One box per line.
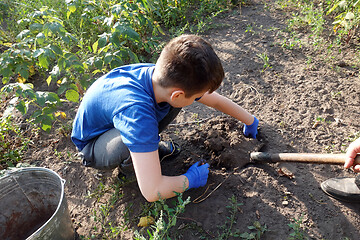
170, 89, 185, 101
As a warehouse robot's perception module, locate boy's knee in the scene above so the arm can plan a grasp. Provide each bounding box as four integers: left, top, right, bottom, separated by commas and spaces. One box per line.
81, 128, 130, 170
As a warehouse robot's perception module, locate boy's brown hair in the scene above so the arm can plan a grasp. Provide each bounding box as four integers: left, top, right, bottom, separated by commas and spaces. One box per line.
155, 34, 224, 97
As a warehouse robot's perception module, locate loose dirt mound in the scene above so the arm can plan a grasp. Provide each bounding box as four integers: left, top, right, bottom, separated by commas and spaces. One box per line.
163, 116, 264, 170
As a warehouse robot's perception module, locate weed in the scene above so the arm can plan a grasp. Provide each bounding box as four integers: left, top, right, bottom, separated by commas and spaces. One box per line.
305, 56, 312, 67
0, 115, 32, 169
86, 183, 127, 239
86, 181, 111, 203
257, 52, 271, 71
331, 91, 341, 99
239, 221, 268, 240
316, 117, 325, 122
324, 144, 336, 153
281, 31, 302, 50
347, 132, 360, 144
216, 195, 244, 239
327, 0, 360, 43
191, 113, 201, 126
288, 2, 325, 37
245, 24, 254, 34
288, 214, 308, 240
134, 192, 191, 239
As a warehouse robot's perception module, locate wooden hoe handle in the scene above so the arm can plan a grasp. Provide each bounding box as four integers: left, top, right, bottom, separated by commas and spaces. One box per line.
250, 152, 360, 165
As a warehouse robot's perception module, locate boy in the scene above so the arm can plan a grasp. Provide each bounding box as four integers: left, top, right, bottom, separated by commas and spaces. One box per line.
71, 34, 259, 202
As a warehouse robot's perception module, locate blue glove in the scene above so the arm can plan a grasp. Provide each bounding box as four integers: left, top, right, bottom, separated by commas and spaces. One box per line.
184, 161, 210, 190
243, 116, 259, 139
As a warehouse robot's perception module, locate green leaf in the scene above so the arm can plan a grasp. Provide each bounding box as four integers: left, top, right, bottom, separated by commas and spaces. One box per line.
36, 32, 46, 45
66, 32, 78, 42
46, 92, 60, 104
58, 58, 66, 71
69, 83, 78, 91
57, 84, 67, 95
19, 68, 29, 80
31, 109, 42, 119
43, 105, 57, 115
24, 89, 36, 99
115, 24, 140, 41
0, 67, 11, 78
40, 114, 53, 132
35, 92, 47, 106
65, 89, 79, 102
104, 53, 113, 65
61, 35, 70, 44
45, 48, 56, 59
30, 23, 43, 33
110, 31, 121, 47
33, 48, 45, 58
15, 100, 27, 114
49, 22, 64, 34
128, 50, 139, 63
111, 4, 123, 15
94, 57, 103, 69
50, 45, 63, 55
39, 54, 49, 69
16, 30, 31, 40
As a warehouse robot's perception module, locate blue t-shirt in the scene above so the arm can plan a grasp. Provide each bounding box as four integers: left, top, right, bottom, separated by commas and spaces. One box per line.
71, 63, 171, 152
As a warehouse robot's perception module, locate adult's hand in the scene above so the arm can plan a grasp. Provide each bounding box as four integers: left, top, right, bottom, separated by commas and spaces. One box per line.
344, 138, 360, 172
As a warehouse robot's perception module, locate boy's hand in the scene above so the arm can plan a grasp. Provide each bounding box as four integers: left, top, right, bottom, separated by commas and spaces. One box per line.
184, 161, 210, 190
243, 115, 259, 139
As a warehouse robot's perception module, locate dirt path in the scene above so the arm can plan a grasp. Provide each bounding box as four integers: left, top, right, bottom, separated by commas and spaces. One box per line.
14, 0, 360, 239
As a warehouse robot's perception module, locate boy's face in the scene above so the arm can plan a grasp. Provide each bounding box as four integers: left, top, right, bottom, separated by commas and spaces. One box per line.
170, 89, 207, 108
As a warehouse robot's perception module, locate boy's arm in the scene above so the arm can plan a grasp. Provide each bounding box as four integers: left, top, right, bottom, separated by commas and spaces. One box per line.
131, 150, 189, 202
198, 91, 254, 125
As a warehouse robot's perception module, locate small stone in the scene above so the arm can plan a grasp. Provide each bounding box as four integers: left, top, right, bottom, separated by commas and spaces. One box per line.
178, 223, 186, 230
337, 61, 347, 67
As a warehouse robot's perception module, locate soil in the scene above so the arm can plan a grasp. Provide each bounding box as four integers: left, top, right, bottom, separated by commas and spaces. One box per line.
2, 0, 360, 239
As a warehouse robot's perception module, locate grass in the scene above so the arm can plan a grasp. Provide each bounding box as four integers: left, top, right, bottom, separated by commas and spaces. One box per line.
82, 181, 131, 239
0, 115, 33, 169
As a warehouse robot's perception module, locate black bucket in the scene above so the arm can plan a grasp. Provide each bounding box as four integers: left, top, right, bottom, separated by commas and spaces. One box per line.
0, 167, 75, 239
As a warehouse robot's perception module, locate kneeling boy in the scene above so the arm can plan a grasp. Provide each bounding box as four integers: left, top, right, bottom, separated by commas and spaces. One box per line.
71, 34, 259, 202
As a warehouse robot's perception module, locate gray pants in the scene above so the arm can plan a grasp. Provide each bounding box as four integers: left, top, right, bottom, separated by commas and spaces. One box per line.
80, 107, 181, 171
